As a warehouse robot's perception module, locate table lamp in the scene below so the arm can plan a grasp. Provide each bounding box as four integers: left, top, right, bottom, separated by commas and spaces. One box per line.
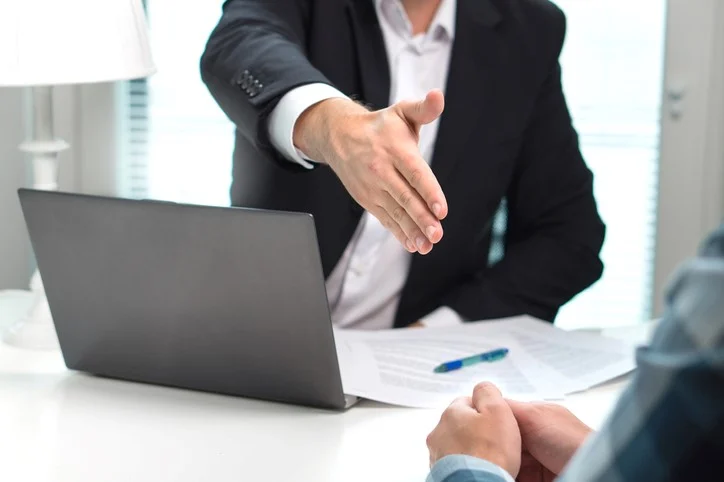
0, 0, 155, 349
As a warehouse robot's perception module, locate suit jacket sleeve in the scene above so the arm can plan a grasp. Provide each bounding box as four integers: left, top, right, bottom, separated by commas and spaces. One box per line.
200, 0, 331, 170
441, 12, 605, 323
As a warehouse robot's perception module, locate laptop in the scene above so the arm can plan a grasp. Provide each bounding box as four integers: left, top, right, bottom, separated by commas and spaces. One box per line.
18, 189, 358, 410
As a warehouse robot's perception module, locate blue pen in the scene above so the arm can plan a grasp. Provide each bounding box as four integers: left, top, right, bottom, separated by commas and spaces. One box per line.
433, 348, 509, 373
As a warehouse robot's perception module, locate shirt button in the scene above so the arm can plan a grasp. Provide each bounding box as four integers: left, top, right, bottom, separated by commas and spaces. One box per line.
350, 262, 368, 276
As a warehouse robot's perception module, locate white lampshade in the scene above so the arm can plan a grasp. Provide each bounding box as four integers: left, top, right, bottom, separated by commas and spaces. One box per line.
0, 0, 155, 86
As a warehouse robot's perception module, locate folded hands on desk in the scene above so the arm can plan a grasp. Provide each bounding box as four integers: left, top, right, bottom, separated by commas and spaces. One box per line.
426, 382, 593, 481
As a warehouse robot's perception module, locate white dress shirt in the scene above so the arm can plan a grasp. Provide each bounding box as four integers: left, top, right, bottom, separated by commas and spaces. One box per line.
267, 0, 463, 329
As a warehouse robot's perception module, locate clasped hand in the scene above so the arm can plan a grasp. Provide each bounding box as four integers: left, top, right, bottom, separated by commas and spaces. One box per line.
426, 382, 593, 481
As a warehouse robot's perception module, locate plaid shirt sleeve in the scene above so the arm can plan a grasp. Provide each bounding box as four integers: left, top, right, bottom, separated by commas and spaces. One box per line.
427, 455, 515, 482
557, 225, 724, 482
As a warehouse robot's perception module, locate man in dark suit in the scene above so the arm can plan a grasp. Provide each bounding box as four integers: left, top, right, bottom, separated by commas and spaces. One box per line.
200, 0, 605, 329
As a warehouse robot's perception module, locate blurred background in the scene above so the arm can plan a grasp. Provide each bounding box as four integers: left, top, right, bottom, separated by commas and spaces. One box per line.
1, 0, 722, 329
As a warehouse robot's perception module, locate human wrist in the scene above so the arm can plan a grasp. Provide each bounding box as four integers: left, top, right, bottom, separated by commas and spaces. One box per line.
293, 97, 369, 166
474, 450, 519, 479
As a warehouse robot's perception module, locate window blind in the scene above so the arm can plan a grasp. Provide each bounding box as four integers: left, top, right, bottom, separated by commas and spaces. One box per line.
121, 0, 666, 328
119, 78, 150, 199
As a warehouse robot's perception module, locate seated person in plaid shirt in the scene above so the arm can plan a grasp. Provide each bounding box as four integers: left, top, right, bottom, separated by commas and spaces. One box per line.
426, 224, 724, 482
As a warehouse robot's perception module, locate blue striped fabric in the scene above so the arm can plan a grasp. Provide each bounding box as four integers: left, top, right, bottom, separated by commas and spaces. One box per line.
427, 455, 514, 482
429, 225, 724, 482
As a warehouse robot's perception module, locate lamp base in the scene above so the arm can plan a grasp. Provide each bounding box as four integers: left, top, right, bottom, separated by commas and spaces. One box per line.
2, 273, 59, 350
2, 86, 64, 350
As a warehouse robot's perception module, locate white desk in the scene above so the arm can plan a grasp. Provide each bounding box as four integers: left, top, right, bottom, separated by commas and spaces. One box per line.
0, 291, 651, 482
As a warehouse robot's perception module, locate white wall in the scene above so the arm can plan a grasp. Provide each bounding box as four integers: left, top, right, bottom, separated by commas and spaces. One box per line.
0, 88, 31, 289
74, 83, 123, 196
653, 0, 724, 314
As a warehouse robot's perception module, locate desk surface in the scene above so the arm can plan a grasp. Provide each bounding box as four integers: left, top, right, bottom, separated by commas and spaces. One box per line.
0, 291, 648, 482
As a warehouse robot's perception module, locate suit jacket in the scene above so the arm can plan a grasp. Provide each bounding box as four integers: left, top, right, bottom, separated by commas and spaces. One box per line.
200, 0, 606, 327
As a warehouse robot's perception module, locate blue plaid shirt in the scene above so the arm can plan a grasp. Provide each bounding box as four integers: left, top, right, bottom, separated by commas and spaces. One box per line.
428, 225, 724, 482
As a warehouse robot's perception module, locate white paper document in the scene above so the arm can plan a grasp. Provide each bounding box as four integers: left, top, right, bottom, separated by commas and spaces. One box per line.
334, 316, 637, 408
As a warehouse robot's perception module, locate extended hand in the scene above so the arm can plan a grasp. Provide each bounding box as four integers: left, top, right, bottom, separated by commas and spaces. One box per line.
427, 383, 522, 478
506, 400, 593, 482
294, 90, 448, 255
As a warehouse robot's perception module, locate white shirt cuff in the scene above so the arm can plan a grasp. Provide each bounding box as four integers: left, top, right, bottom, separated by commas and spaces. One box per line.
267, 83, 348, 168
419, 306, 465, 328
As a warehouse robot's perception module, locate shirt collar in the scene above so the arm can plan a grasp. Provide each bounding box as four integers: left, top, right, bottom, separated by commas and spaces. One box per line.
376, 0, 456, 41
432, 0, 456, 40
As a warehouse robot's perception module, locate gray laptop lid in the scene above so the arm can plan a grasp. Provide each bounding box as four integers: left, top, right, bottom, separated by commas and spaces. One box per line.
18, 189, 347, 409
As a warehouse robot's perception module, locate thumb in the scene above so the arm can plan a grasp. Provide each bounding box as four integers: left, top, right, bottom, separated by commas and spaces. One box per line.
398, 89, 445, 127
472, 382, 504, 412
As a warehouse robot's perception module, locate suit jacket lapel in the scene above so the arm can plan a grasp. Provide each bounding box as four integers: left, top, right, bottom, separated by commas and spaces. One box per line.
429, 0, 503, 188
345, 0, 391, 110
